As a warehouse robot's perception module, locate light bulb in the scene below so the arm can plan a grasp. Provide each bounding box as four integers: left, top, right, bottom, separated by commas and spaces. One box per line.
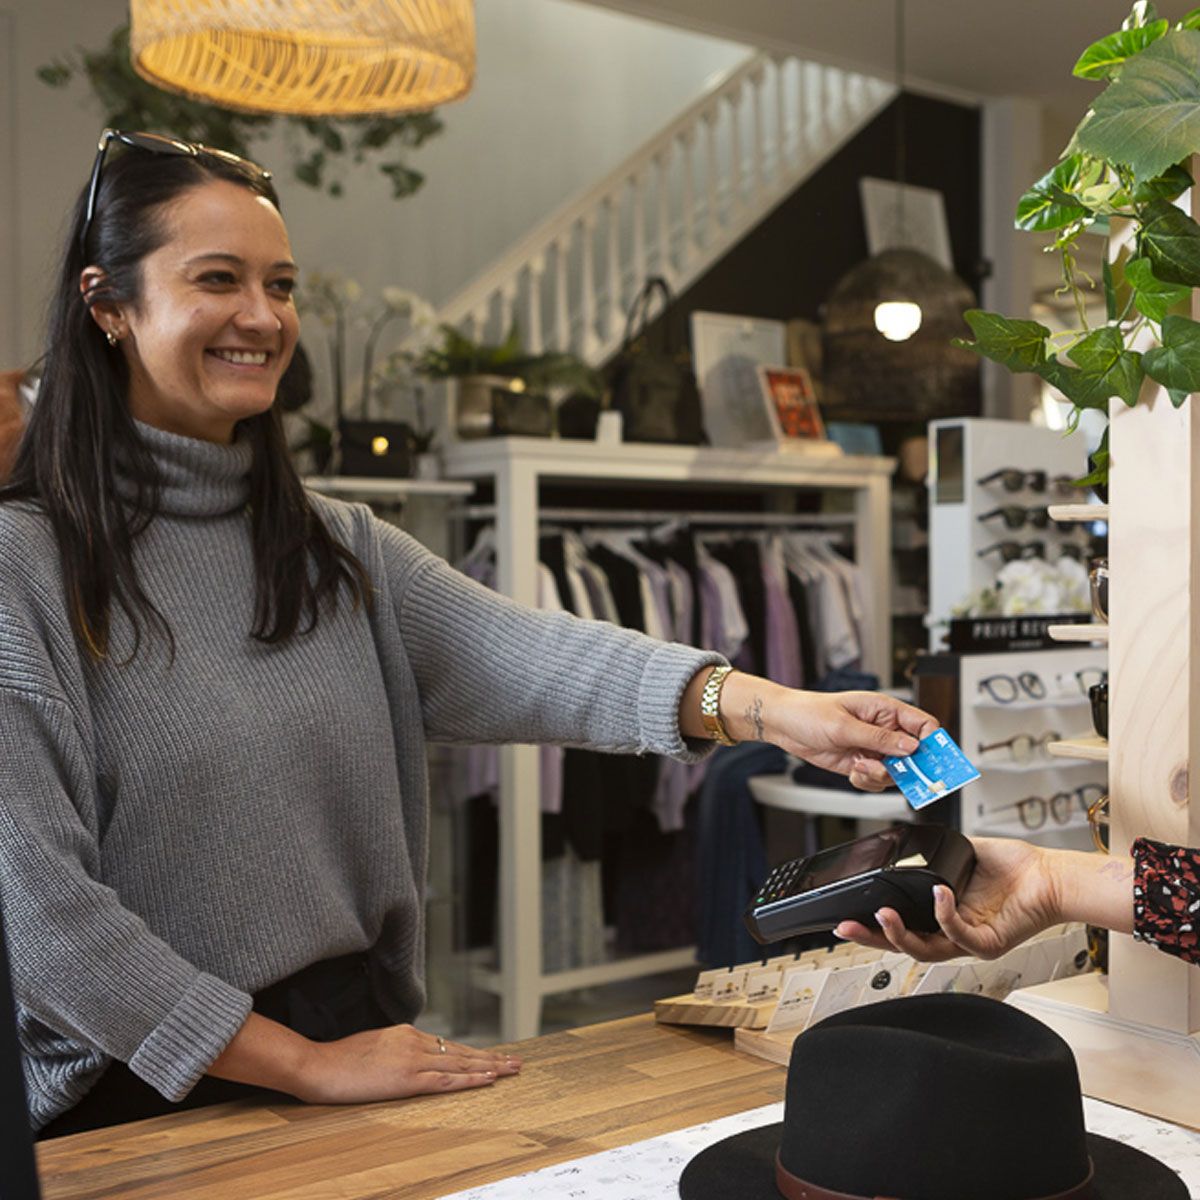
874, 300, 922, 342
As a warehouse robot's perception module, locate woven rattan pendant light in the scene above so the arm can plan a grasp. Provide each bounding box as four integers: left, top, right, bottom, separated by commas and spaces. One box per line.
130, 0, 475, 116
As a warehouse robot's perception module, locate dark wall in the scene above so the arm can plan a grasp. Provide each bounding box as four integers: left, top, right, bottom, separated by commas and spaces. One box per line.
652, 91, 983, 358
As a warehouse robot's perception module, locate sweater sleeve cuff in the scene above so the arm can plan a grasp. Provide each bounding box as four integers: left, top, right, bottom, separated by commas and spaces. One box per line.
637, 643, 727, 763
127, 972, 253, 1102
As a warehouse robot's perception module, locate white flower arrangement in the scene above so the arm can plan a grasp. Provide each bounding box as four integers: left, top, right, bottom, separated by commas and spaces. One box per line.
953, 555, 1091, 618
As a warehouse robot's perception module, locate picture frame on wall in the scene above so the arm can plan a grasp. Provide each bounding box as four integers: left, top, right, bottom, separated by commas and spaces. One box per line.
758, 365, 833, 450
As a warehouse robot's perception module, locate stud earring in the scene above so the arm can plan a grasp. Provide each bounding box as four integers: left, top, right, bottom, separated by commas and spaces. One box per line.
106, 329, 119, 346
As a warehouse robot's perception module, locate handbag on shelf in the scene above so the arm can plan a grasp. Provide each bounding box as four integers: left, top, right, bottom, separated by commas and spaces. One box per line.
607, 276, 705, 445
337, 418, 415, 477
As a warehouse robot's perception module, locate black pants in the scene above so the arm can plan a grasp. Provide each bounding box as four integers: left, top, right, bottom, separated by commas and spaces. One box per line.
38, 953, 389, 1140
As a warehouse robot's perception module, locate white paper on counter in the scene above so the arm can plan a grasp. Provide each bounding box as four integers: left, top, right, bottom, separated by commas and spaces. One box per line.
438, 1096, 1200, 1200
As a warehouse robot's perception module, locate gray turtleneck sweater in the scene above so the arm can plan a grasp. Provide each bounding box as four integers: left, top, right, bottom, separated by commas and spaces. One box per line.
0, 422, 723, 1129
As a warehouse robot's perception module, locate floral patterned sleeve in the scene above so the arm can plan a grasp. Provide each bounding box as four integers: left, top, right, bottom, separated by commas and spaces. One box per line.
1132, 837, 1200, 965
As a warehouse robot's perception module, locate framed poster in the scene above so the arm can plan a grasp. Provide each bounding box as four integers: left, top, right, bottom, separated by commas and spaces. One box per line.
859, 178, 953, 270
759, 365, 826, 444
689, 311, 786, 448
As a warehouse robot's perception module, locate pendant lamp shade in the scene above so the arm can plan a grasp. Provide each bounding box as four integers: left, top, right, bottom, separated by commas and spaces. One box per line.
822, 248, 979, 423
130, 0, 476, 117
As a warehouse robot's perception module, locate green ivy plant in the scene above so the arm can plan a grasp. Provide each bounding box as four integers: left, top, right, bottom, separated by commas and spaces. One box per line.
957, 1, 1200, 485
38, 24, 443, 199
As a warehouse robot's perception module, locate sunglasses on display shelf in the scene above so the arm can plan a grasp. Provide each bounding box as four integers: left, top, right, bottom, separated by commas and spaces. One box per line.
1056, 543, 1086, 562
1090, 557, 1108, 623
80, 128, 272, 254
977, 671, 1047, 704
1089, 680, 1108, 740
977, 468, 1077, 496
977, 540, 1046, 563
977, 730, 1061, 763
1088, 792, 1110, 853
978, 505, 1079, 534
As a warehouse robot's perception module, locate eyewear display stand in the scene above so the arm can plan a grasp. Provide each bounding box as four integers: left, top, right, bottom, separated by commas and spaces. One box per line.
959, 648, 1106, 851
440, 436, 895, 1041
1009, 237, 1200, 1128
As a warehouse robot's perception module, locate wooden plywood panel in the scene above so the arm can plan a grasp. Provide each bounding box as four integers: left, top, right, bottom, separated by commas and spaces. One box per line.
1109, 363, 1200, 1035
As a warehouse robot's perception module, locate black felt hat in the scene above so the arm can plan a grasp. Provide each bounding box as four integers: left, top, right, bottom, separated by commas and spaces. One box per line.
678, 993, 1186, 1200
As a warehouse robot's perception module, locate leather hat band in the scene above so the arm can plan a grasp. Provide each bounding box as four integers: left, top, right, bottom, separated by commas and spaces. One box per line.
774, 1152, 1096, 1200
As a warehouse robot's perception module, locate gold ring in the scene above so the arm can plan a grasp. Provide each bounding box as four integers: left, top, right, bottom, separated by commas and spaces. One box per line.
437, 1035, 447, 1054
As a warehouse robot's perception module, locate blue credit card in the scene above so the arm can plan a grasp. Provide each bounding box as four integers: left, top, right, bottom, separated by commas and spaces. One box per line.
884, 729, 981, 810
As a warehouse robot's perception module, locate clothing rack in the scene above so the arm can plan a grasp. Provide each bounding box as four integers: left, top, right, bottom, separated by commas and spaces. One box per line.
458, 504, 857, 528
439, 437, 896, 1042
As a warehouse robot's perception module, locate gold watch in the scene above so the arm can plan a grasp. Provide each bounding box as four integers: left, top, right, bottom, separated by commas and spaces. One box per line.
700, 665, 737, 746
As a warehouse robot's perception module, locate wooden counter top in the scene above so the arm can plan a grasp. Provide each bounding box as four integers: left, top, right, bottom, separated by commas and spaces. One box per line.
36, 1015, 787, 1199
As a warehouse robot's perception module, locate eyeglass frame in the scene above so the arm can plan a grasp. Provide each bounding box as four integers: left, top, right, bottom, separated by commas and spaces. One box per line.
994, 792, 1081, 831
978, 505, 1079, 534
79, 128, 272, 256
1057, 667, 1107, 698
1088, 792, 1110, 854
977, 730, 1062, 762
977, 671, 1047, 704
977, 540, 1047, 563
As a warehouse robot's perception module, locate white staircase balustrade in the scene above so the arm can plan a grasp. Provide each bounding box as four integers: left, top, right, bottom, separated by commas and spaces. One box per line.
436, 53, 895, 363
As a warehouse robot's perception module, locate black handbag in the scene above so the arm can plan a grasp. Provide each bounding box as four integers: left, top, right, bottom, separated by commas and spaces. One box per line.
607, 277, 704, 445
337, 418, 415, 477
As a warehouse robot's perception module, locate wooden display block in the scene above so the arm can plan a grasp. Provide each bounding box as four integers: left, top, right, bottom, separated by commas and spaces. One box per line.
653, 994, 778, 1030
664, 926, 1092, 1068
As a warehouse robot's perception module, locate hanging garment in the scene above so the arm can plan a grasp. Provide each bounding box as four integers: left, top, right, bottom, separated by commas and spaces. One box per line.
761, 535, 804, 689
696, 741, 788, 968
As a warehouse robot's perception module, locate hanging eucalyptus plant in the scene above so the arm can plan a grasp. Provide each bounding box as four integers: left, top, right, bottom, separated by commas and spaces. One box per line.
957, 1, 1200, 484
38, 24, 443, 199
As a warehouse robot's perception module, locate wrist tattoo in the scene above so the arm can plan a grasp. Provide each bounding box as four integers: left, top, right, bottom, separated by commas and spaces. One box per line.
744, 696, 765, 742
1097, 860, 1134, 882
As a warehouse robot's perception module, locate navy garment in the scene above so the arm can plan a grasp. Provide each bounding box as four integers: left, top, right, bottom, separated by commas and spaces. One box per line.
696, 741, 788, 968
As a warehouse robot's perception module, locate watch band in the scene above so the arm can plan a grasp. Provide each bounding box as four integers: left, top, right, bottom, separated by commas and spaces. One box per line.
700, 665, 737, 746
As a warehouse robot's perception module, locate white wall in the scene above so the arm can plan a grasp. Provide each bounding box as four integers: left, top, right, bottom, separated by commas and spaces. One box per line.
0, 0, 749, 368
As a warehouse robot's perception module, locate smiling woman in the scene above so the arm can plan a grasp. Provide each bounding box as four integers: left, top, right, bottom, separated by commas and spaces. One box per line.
0, 129, 938, 1142
87, 185, 301, 444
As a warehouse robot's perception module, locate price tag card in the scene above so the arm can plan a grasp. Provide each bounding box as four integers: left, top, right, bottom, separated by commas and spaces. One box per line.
884, 728, 980, 810
859, 952, 913, 1005
767, 968, 831, 1033
712, 968, 749, 1003
808, 963, 872, 1026
745, 966, 784, 1005
692, 968, 724, 1000
911, 959, 968, 996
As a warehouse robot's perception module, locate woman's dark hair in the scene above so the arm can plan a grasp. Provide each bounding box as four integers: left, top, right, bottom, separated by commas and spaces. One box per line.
0, 143, 372, 662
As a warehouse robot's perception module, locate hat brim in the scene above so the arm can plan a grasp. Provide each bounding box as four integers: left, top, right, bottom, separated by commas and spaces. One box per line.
677, 1122, 1189, 1200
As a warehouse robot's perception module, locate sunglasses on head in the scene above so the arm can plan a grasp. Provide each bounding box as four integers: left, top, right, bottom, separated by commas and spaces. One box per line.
80, 128, 272, 256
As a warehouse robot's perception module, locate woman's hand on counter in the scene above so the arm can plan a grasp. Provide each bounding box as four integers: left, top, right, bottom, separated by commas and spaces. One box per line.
296, 1024, 521, 1103
209, 1012, 521, 1103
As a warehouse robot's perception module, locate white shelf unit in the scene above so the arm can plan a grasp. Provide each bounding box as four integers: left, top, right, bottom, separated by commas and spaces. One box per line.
927, 418, 1094, 645
958, 648, 1107, 854
441, 436, 895, 1040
